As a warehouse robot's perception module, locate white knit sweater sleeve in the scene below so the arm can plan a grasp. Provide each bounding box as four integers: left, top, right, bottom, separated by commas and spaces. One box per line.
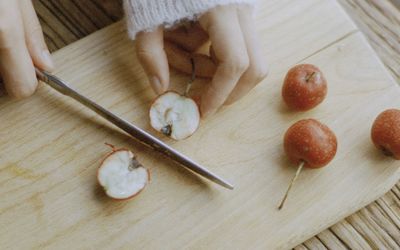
123, 0, 256, 39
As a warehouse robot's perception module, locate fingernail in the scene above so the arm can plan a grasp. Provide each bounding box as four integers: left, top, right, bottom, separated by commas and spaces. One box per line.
42, 50, 55, 71
150, 76, 163, 95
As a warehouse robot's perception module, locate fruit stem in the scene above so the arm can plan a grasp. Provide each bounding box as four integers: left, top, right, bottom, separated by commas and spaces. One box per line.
278, 161, 305, 210
104, 142, 117, 151
306, 72, 316, 82
184, 57, 196, 97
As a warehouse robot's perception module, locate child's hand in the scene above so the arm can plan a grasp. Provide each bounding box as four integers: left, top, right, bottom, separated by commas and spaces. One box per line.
135, 4, 268, 117
0, 0, 54, 98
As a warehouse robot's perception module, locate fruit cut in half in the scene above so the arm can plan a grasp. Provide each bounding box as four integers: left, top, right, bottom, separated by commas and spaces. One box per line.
150, 91, 200, 140
98, 148, 149, 200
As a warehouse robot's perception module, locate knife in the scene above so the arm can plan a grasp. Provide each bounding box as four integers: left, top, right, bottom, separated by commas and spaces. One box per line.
35, 68, 234, 190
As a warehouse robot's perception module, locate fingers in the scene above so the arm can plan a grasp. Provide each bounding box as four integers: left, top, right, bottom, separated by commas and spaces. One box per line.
164, 22, 209, 52
209, 45, 218, 63
0, 0, 37, 98
164, 22, 215, 78
164, 41, 216, 78
136, 27, 169, 95
19, 0, 54, 72
225, 5, 268, 105
199, 5, 249, 117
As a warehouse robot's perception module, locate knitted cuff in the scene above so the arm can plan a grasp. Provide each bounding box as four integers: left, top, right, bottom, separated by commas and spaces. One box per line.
123, 0, 257, 39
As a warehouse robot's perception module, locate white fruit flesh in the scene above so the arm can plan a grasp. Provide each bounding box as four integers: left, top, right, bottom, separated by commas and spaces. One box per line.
150, 92, 200, 140
98, 150, 148, 199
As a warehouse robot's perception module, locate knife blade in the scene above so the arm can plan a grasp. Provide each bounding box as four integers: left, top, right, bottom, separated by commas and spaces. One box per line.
35, 68, 234, 190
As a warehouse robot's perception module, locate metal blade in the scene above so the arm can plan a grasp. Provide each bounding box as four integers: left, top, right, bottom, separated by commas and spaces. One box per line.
36, 68, 234, 190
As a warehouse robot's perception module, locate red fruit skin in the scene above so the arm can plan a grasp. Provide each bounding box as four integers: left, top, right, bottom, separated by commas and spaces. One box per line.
371, 109, 400, 159
282, 64, 327, 111
97, 148, 150, 201
284, 119, 337, 168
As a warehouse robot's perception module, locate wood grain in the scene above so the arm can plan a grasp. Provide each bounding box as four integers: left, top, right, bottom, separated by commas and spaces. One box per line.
300, 0, 400, 249
5, 0, 400, 249
33, 0, 122, 51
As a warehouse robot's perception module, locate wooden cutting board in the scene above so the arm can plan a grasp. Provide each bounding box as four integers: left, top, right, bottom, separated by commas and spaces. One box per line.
1, 0, 399, 249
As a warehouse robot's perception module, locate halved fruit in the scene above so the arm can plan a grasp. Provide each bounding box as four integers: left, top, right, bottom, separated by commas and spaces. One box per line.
98, 147, 149, 200
149, 91, 200, 140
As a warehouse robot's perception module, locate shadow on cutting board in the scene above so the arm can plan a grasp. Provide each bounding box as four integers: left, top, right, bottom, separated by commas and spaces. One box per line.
277, 152, 294, 172
36, 87, 211, 205
277, 98, 295, 115
0, 79, 5, 98
366, 141, 393, 163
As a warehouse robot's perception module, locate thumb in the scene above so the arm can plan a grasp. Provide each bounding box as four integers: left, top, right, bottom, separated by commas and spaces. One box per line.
135, 27, 169, 95
19, 0, 54, 72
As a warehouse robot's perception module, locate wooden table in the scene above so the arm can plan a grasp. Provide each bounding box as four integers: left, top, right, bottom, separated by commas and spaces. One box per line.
32, 0, 400, 249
